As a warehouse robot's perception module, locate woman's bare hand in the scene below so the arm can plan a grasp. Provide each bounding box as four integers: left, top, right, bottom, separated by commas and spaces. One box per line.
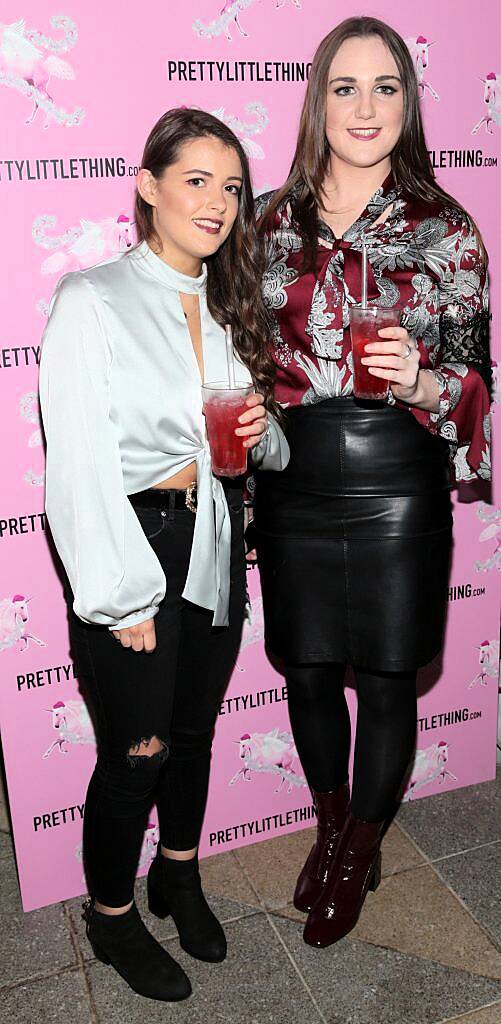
235, 393, 268, 448
361, 326, 421, 402
111, 617, 157, 653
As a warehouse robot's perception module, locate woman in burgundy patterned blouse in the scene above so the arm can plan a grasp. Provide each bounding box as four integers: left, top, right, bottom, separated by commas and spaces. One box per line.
253, 16, 491, 948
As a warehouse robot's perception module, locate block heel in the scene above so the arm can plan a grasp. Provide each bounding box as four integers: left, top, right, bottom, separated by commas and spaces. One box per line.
368, 851, 382, 892
147, 852, 227, 962
82, 897, 191, 1001
147, 875, 171, 920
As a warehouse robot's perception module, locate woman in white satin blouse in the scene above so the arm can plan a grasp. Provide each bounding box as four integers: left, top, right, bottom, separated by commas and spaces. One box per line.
39, 107, 289, 1003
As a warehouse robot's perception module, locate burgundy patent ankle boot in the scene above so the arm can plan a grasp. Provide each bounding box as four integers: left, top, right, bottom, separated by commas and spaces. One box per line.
303, 811, 383, 947
293, 783, 350, 913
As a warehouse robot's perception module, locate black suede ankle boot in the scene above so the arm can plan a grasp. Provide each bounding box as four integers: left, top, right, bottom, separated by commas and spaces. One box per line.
147, 852, 227, 963
83, 899, 191, 1001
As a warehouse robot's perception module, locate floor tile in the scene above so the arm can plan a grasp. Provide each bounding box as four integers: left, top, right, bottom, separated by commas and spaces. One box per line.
199, 849, 260, 905
397, 774, 501, 861
87, 913, 321, 1023
234, 827, 316, 908
434, 843, 501, 945
0, 832, 14, 861
0, 852, 77, 987
0, 773, 9, 834
379, 821, 427, 876
272, 915, 501, 1024
351, 864, 501, 981
436, 1002, 501, 1023
0, 969, 93, 1023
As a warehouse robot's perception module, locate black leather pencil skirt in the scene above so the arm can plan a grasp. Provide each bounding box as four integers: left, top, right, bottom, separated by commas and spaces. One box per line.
253, 397, 453, 672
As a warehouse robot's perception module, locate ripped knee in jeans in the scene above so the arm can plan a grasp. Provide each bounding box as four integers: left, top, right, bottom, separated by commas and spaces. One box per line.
127, 735, 169, 768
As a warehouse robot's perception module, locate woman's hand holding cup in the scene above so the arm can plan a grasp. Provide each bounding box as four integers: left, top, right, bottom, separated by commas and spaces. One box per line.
361, 326, 421, 403
235, 393, 269, 448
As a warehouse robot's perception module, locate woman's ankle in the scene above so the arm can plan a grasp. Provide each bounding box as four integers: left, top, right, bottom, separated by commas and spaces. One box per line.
161, 845, 198, 862
94, 899, 134, 916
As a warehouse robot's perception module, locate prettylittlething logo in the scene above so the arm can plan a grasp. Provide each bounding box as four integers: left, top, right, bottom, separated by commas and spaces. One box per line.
472, 73, 500, 135
403, 741, 456, 800
0, 594, 46, 653
193, 0, 302, 42
0, 15, 84, 127
20, 391, 44, 488
406, 35, 440, 102
42, 699, 95, 758
33, 213, 135, 276
212, 102, 269, 159
475, 503, 500, 572
469, 640, 499, 688
229, 727, 306, 791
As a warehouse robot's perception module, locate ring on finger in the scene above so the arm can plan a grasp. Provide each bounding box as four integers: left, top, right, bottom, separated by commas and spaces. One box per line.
403, 343, 413, 359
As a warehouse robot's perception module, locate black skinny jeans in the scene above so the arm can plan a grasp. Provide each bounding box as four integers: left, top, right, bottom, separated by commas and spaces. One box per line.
67, 492, 246, 907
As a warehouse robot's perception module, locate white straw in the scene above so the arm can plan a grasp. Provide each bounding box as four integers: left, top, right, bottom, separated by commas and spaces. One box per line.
225, 324, 236, 388
361, 238, 368, 309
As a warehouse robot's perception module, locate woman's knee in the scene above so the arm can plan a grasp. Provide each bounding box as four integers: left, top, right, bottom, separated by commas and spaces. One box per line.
127, 735, 169, 765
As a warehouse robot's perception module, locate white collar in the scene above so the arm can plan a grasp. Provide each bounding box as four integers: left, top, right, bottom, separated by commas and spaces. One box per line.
135, 239, 207, 294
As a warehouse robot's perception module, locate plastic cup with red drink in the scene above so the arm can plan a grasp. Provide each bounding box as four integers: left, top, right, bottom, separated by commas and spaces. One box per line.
349, 306, 402, 401
202, 381, 254, 477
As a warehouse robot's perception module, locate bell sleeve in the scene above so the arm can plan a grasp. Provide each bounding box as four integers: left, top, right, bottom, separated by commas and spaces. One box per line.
39, 273, 166, 629
249, 413, 290, 471
409, 214, 492, 481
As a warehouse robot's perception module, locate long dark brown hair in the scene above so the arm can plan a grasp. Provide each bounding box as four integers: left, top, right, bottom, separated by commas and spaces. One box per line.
261, 17, 482, 268
135, 107, 277, 410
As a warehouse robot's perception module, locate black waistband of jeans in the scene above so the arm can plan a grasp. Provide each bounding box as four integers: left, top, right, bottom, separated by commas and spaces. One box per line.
129, 488, 195, 512
129, 478, 243, 513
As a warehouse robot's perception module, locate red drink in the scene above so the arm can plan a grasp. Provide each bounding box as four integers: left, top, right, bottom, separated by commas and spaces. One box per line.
202, 382, 254, 477
349, 307, 402, 400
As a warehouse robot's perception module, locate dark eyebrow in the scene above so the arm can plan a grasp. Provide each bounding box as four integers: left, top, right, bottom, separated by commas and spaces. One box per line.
182, 167, 243, 182
328, 74, 401, 85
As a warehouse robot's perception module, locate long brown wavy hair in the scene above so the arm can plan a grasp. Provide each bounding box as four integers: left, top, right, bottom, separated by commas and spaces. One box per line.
135, 107, 278, 410
261, 16, 483, 269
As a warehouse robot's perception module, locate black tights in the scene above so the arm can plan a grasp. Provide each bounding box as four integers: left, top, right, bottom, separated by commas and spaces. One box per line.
285, 662, 417, 821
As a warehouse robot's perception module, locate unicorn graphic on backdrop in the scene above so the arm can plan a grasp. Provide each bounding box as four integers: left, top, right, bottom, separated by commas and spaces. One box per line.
403, 741, 457, 800
43, 699, 95, 758
33, 213, 136, 276
212, 102, 269, 159
193, 0, 301, 42
0, 595, 46, 652
468, 639, 500, 688
230, 728, 307, 792
406, 35, 440, 101
472, 73, 501, 135
235, 595, 264, 671
0, 15, 84, 127
474, 503, 501, 573
20, 391, 45, 488
139, 823, 160, 869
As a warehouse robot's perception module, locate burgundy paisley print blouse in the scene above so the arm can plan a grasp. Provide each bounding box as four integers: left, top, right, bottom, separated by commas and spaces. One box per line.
256, 174, 491, 482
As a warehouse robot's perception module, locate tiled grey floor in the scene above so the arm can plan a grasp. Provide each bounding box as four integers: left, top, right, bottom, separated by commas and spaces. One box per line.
271, 915, 501, 1024
397, 773, 501, 860
433, 841, 501, 945
87, 913, 322, 1024
0, 969, 93, 1023
0, 849, 77, 988
1, 771, 499, 1023
0, 832, 14, 860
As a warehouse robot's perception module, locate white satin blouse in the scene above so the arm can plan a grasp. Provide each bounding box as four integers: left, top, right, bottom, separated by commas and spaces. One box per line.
39, 240, 289, 629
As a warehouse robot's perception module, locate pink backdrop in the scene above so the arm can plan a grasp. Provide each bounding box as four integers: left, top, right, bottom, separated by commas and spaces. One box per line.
0, 0, 499, 912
